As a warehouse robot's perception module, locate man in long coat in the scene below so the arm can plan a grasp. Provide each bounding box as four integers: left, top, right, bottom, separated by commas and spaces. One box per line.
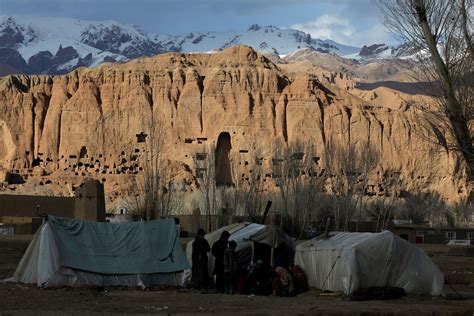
192, 228, 211, 289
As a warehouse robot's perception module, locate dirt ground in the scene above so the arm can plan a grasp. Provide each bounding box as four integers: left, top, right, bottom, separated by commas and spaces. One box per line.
1, 236, 474, 315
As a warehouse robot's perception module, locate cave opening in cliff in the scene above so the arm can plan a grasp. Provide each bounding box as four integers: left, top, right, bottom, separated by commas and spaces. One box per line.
79, 146, 88, 159
215, 132, 232, 187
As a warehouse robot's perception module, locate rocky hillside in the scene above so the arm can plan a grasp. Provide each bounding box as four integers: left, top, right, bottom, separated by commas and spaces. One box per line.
0, 45, 469, 210
283, 47, 418, 82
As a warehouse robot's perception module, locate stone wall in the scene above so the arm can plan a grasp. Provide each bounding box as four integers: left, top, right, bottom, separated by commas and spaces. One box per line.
0, 194, 75, 218
0, 179, 106, 233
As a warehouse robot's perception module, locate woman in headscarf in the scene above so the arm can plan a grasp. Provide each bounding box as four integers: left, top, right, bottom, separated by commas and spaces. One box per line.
273, 266, 294, 297
291, 265, 308, 294
192, 228, 210, 289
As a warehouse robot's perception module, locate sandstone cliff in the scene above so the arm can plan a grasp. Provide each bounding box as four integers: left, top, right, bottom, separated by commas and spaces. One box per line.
0, 45, 469, 210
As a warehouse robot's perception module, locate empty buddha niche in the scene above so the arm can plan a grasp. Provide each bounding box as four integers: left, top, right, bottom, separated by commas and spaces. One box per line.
215, 132, 232, 186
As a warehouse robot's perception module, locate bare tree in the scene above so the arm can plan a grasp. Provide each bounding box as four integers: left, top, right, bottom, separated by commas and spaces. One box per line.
354, 143, 380, 231
451, 197, 474, 227
272, 140, 292, 232
231, 150, 268, 221
308, 193, 339, 233
193, 144, 217, 231
157, 172, 183, 218
376, 0, 474, 179
128, 114, 182, 220
272, 140, 324, 238
374, 171, 403, 231
323, 139, 380, 231
399, 191, 450, 226
128, 114, 165, 220
292, 141, 325, 239
460, 0, 474, 56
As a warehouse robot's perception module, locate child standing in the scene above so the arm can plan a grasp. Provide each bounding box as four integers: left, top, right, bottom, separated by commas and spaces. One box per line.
223, 240, 239, 294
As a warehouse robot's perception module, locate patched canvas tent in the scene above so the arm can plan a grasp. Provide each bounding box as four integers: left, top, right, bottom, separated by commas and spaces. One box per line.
186, 223, 295, 274
295, 231, 444, 296
3, 216, 190, 288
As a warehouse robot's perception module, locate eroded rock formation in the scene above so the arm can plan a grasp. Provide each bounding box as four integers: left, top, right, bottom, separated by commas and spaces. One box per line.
0, 45, 470, 211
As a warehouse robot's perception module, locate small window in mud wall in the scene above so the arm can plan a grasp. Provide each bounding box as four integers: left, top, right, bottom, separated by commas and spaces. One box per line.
467, 232, 474, 241
196, 153, 207, 160
119, 207, 128, 215
136, 132, 147, 143
291, 152, 304, 160
272, 158, 282, 166
196, 167, 206, 179
414, 235, 424, 244
445, 231, 456, 241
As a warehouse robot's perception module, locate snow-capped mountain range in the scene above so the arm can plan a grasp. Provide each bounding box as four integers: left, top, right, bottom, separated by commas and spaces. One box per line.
0, 15, 408, 76
153, 24, 360, 57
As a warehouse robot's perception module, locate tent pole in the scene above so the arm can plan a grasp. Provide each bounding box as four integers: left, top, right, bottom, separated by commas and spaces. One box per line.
270, 247, 274, 267
251, 242, 255, 264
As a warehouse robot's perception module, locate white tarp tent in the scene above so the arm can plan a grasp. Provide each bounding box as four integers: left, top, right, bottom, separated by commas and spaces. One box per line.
3, 216, 189, 288
295, 231, 444, 296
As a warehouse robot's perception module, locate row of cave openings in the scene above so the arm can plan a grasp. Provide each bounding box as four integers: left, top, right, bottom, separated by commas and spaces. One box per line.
24, 131, 234, 188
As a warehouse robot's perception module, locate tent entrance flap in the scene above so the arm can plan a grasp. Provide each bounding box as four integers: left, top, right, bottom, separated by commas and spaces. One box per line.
186, 223, 296, 274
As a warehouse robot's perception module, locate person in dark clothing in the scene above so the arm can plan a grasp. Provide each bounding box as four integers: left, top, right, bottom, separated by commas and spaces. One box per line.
192, 228, 210, 289
211, 230, 230, 292
223, 240, 239, 294
273, 266, 294, 297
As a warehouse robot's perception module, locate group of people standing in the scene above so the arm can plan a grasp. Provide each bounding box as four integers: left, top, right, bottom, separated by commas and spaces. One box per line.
191, 229, 239, 294
191, 228, 308, 296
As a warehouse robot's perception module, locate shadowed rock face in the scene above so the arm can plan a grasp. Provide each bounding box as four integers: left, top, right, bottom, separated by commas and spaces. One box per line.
0, 48, 29, 75
0, 45, 470, 206
51, 45, 79, 67
359, 44, 389, 57
80, 24, 163, 58
28, 51, 54, 74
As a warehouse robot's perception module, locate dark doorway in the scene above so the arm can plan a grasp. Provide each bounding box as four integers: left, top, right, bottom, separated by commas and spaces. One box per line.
215, 132, 232, 186
79, 146, 87, 159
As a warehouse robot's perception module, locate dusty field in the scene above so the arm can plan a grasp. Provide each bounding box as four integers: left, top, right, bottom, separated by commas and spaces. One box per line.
420, 244, 474, 288
1, 236, 474, 315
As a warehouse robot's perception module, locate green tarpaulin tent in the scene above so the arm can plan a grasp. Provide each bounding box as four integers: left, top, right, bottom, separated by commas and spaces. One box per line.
3, 216, 190, 288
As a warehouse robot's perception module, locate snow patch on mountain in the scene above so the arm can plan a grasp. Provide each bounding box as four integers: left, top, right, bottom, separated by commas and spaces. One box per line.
153, 25, 360, 56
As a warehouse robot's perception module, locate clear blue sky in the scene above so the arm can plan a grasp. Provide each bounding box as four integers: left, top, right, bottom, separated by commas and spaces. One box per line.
0, 0, 394, 47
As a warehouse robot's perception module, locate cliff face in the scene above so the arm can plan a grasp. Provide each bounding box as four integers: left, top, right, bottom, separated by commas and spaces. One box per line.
0, 45, 469, 208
